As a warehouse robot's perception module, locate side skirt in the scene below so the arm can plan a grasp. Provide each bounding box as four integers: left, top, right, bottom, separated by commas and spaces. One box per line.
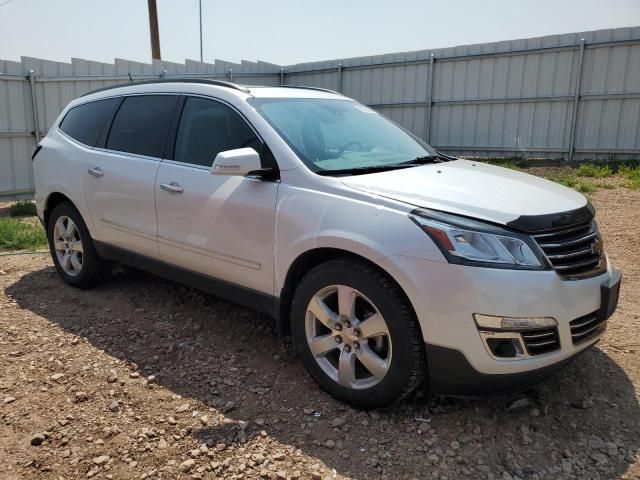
94, 241, 279, 320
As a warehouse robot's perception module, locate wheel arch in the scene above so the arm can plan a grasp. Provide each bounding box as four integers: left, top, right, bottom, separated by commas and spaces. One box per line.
277, 247, 420, 337
43, 192, 78, 230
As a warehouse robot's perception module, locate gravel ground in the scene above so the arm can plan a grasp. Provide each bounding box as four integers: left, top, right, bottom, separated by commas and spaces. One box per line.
1, 185, 639, 480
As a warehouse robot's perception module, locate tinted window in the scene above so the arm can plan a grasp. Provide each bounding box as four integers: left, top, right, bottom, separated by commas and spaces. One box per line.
59, 98, 120, 146
106, 95, 177, 157
174, 97, 261, 167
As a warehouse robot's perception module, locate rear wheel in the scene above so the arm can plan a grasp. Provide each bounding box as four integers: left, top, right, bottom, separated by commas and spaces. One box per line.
47, 202, 107, 288
291, 258, 425, 409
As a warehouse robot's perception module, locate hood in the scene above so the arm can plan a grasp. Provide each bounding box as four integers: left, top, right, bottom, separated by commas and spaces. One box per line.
341, 160, 588, 228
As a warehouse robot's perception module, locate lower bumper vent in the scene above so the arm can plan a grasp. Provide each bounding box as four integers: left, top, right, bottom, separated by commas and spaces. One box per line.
570, 311, 606, 345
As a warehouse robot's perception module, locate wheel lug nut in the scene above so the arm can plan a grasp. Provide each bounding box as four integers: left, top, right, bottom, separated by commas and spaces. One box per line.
344, 344, 352, 353
334, 323, 342, 331
335, 336, 342, 344
354, 341, 360, 350
344, 320, 352, 328
353, 328, 362, 337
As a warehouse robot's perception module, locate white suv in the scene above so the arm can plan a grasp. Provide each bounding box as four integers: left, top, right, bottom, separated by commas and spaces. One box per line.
33, 80, 621, 408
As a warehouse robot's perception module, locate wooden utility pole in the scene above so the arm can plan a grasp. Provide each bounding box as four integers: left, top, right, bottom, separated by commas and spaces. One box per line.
147, 0, 161, 60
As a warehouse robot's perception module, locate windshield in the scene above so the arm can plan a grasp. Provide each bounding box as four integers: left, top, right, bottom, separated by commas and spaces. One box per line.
249, 98, 438, 174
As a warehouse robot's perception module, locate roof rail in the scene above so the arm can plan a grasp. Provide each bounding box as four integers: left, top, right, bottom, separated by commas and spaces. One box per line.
82, 78, 251, 97
276, 85, 343, 96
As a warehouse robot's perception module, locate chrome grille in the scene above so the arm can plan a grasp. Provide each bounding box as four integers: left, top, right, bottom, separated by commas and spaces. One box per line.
521, 327, 560, 355
570, 311, 606, 345
532, 220, 606, 279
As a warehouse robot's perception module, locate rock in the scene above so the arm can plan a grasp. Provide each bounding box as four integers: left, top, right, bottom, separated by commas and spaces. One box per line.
176, 403, 190, 413
450, 441, 460, 450
74, 391, 88, 403
129, 372, 140, 379
50, 373, 65, 381
3, 396, 16, 404
200, 415, 209, 425
272, 453, 285, 461
303, 407, 315, 415
325, 439, 335, 449
30, 433, 47, 446
252, 453, 266, 464
109, 401, 120, 412
276, 471, 287, 479
507, 398, 530, 411
331, 417, 346, 428
93, 455, 110, 465
190, 449, 201, 458
106, 370, 118, 383
180, 459, 196, 472
147, 375, 156, 383
573, 398, 594, 409
310, 472, 322, 480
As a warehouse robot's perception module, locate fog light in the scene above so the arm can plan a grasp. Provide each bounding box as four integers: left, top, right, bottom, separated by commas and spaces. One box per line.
474, 314, 557, 331
486, 338, 521, 358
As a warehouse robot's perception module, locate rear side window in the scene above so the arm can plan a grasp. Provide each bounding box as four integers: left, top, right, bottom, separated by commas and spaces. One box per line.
106, 95, 177, 158
173, 97, 261, 167
59, 98, 120, 147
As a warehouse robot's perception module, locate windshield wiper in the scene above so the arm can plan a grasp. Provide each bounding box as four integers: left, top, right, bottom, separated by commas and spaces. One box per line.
316, 164, 413, 176
396, 154, 451, 166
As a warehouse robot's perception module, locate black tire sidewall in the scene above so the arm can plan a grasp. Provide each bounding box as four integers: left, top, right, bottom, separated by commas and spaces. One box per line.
291, 259, 423, 409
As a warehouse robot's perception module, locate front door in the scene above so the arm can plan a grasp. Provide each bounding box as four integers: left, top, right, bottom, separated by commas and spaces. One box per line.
155, 96, 278, 295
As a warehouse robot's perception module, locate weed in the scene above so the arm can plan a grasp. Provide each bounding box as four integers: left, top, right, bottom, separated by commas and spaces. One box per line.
8, 201, 37, 217
0, 218, 48, 251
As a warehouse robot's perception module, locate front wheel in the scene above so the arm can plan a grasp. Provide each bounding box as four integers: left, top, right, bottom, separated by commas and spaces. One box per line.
291, 258, 425, 409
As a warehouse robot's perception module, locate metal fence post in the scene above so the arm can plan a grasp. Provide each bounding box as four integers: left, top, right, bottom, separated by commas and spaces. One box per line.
280, 67, 285, 85
28, 70, 40, 143
425, 54, 435, 143
337, 63, 343, 93
228, 68, 233, 82
568, 39, 586, 162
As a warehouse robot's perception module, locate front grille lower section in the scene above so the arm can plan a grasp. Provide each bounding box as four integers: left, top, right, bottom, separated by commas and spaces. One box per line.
521, 327, 560, 356
532, 220, 605, 279
570, 311, 606, 345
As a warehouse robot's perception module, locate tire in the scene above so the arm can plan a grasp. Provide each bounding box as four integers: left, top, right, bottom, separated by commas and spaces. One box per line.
290, 257, 425, 409
47, 201, 107, 288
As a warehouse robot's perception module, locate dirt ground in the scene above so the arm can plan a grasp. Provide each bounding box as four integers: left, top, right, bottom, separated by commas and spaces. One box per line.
1, 185, 639, 480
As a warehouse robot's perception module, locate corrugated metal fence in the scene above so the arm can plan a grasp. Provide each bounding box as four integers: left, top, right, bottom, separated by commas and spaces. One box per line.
2, 26, 640, 197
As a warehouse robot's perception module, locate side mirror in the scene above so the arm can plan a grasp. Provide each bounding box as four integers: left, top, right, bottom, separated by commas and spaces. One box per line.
211, 148, 262, 177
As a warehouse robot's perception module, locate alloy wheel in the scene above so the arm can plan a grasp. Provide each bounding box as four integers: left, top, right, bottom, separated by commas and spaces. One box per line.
53, 216, 84, 277
305, 285, 392, 389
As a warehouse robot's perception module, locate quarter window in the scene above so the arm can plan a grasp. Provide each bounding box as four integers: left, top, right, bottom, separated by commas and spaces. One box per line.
173, 97, 261, 167
59, 98, 121, 147
106, 95, 177, 158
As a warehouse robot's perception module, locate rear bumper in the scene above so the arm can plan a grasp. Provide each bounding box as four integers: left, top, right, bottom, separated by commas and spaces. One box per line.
425, 341, 594, 396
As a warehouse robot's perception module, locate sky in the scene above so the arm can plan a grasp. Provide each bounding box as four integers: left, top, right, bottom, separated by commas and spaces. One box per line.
0, 0, 639, 67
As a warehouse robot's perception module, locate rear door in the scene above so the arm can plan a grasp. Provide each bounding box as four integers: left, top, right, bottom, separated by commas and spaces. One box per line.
155, 96, 278, 295
84, 94, 178, 259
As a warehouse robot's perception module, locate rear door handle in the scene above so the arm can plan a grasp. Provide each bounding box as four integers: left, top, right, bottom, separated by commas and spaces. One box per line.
160, 182, 184, 194
88, 167, 104, 178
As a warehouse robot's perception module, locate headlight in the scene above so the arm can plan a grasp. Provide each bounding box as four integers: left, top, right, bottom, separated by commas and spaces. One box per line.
409, 208, 547, 269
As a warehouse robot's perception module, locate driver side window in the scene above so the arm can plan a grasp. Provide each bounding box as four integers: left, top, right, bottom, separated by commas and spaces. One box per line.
173, 97, 261, 167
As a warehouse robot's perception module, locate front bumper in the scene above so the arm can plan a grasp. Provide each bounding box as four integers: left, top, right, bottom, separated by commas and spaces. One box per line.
424, 341, 592, 396
378, 254, 620, 382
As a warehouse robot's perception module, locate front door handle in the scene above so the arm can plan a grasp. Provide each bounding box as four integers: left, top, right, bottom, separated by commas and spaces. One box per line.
88, 167, 104, 178
160, 182, 184, 194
